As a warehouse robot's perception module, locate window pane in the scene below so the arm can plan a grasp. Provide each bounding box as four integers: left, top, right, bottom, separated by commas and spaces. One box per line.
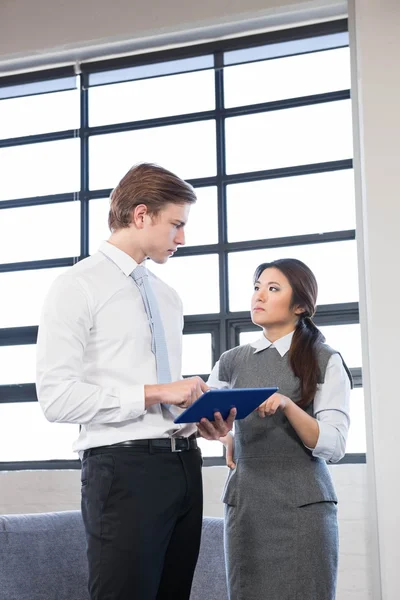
0, 267, 68, 328
89, 198, 110, 255
227, 170, 355, 242
182, 333, 212, 375
224, 47, 350, 108
0, 88, 79, 138
319, 324, 362, 369
89, 70, 215, 126
0, 139, 80, 201
228, 241, 359, 312
197, 437, 224, 457
225, 100, 353, 175
224, 32, 348, 66
0, 403, 77, 461
148, 254, 220, 315
239, 331, 260, 346
346, 388, 366, 454
0, 76, 76, 101
0, 345, 36, 384
185, 187, 218, 246
89, 121, 216, 190
90, 55, 213, 86
0, 202, 80, 264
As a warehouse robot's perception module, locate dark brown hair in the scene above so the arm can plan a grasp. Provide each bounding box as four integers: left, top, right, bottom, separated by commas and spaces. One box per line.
253, 258, 325, 408
108, 162, 197, 231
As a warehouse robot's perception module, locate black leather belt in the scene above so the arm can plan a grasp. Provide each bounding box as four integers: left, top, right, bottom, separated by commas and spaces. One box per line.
85, 434, 198, 456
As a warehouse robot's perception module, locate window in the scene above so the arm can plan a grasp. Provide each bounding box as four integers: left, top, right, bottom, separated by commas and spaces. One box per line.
0, 202, 80, 263
228, 241, 359, 311
0, 19, 364, 469
148, 255, 220, 315
89, 121, 217, 190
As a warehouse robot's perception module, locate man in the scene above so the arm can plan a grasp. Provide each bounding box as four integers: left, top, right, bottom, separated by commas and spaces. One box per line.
36, 163, 235, 600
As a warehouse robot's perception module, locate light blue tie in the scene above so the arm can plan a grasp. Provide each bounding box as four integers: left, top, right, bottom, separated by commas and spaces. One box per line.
131, 265, 172, 384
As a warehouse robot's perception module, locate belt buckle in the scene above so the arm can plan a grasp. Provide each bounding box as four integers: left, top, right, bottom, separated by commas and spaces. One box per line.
171, 437, 188, 452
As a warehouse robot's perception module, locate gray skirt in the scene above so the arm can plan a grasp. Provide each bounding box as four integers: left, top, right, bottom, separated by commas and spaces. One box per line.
223, 459, 338, 600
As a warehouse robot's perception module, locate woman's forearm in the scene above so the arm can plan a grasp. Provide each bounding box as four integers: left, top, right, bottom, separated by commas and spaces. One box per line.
283, 399, 319, 449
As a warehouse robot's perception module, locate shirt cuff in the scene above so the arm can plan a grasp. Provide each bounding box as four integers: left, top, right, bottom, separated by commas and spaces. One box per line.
207, 361, 229, 389
312, 420, 343, 463
119, 385, 146, 421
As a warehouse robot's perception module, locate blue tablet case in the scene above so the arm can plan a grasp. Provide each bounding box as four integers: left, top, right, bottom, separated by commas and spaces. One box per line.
173, 387, 279, 424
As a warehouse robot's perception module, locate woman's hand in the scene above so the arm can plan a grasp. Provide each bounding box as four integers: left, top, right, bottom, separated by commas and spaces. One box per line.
220, 432, 235, 469
257, 392, 320, 450
256, 392, 292, 417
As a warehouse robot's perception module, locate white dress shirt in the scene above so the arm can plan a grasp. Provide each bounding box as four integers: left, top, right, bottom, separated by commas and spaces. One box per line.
207, 331, 351, 463
36, 241, 195, 454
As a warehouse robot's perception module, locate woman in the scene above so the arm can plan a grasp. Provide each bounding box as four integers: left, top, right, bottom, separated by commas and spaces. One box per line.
198, 258, 351, 600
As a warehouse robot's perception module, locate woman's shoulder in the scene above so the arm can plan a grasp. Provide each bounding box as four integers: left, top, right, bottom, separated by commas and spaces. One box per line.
315, 342, 352, 386
316, 342, 339, 360
217, 344, 256, 383
219, 344, 255, 369
315, 342, 339, 371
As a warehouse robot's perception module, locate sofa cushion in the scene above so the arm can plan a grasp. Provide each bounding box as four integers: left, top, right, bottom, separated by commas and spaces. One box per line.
0, 511, 227, 600
0, 511, 88, 600
191, 517, 228, 600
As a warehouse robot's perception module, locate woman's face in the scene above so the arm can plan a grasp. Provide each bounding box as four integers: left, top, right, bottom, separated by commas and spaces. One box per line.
251, 267, 302, 329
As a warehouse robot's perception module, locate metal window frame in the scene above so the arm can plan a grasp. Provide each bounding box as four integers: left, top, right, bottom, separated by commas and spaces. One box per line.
0, 18, 365, 470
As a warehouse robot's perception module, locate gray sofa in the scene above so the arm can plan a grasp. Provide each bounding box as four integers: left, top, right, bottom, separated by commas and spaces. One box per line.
0, 511, 228, 600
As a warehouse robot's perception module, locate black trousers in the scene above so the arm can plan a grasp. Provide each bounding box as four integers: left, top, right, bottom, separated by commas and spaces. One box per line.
81, 445, 203, 600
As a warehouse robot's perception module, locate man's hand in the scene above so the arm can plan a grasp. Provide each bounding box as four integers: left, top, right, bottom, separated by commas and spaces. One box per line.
197, 408, 236, 440
145, 376, 209, 409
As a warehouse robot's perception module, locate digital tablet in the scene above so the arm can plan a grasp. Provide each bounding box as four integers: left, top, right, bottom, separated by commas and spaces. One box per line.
173, 387, 279, 424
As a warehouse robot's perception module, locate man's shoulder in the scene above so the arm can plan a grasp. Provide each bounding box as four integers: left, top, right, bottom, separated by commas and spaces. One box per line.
147, 269, 182, 306
49, 252, 117, 298
60, 252, 104, 281
71, 251, 108, 274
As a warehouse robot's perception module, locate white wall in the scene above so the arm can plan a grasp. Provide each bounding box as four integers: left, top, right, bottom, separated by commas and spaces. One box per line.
348, 2, 400, 599
0, 465, 370, 600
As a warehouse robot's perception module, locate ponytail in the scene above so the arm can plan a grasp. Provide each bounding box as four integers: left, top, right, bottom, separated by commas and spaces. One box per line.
289, 314, 325, 408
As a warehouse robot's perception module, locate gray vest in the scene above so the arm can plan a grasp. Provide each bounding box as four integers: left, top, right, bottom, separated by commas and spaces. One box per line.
219, 343, 342, 507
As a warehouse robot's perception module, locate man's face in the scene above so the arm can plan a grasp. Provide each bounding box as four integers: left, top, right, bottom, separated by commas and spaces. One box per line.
143, 202, 191, 264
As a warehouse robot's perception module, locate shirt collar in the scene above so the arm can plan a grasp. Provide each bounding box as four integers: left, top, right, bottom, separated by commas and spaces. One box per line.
99, 241, 145, 277
250, 330, 294, 357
